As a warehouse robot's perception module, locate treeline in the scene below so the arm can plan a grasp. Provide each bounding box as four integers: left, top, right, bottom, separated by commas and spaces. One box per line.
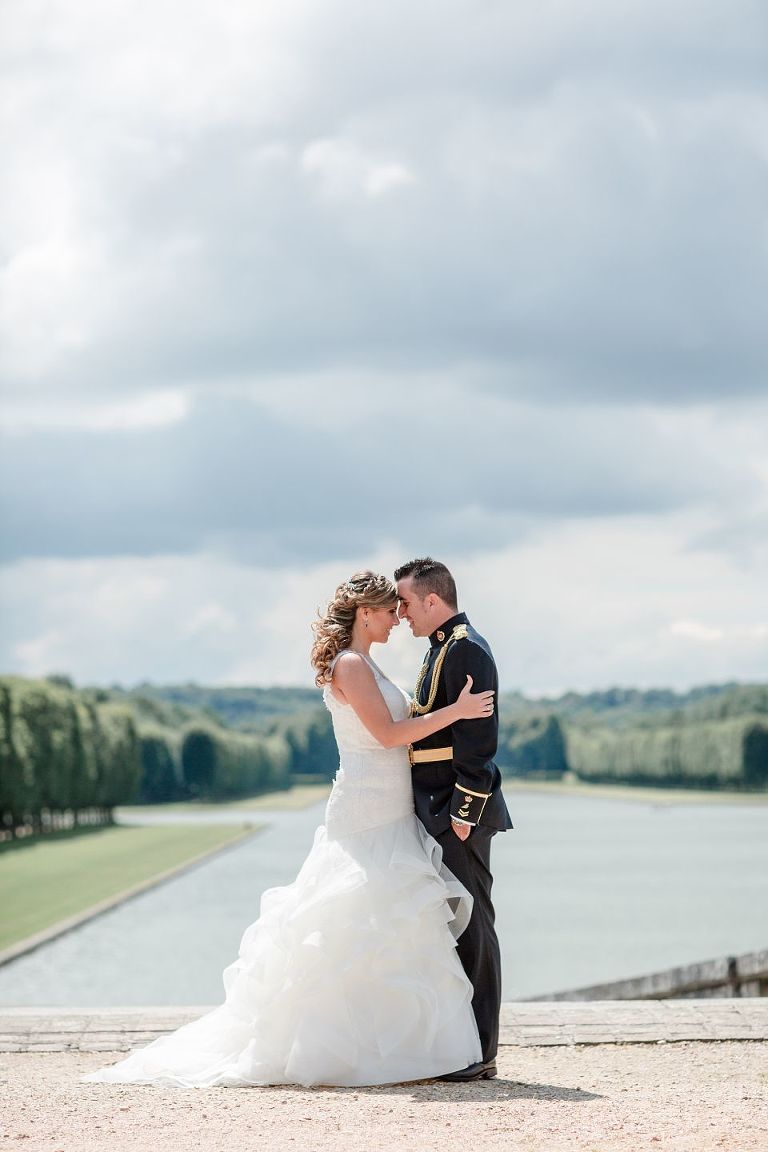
115, 681, 559, 781
565, 714, 768, 789
0, 677, 295, 839
181, 726, 290, 801
100, 683, 341, 783
0, 677, 140, 838
2, 674, 765, 835
108, 682, 320, 734
106, 689, 337, 794
495, 714, 568, 778
136, 679, 768, 787
557, 684, 768, 789
502, 682, 768, 725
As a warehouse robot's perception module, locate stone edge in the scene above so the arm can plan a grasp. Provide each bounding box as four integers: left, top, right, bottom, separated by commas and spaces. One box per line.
1, 1001, 767, 1052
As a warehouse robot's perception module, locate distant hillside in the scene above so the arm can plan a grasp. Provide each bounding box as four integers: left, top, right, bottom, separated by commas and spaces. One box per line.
102, 683, 320, 733
500, 682, 768, 725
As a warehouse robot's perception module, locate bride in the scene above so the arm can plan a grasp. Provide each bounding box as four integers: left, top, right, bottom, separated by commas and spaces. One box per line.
82, 571, 493, 1088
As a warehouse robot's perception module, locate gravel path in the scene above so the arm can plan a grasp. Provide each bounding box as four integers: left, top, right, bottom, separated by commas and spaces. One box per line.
2, 1042, 765, 1151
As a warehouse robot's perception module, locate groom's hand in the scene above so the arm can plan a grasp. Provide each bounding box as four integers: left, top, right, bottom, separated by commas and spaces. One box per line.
451, 818, 471, 841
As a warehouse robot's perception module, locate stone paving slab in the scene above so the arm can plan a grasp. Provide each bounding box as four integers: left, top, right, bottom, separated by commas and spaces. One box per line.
500, 999, 768, 1044
1, 999, 766, 1052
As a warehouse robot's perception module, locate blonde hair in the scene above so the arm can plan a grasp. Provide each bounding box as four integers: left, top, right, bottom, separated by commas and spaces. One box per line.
311, 570, 397, 686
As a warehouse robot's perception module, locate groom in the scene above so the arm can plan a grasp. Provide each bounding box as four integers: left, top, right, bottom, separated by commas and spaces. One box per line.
395, 557, 512, 1082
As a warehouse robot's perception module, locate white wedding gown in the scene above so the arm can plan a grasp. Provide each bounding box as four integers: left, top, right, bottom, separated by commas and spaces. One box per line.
82, 655, 481, 1088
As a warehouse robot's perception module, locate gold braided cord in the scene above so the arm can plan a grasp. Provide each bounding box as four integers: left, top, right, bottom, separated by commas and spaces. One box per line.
410, 624, 468, 716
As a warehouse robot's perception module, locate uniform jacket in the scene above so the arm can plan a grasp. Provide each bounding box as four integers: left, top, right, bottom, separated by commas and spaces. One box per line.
410, 612, 513, 836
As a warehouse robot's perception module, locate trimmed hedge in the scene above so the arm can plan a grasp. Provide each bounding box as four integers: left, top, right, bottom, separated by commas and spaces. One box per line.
496, 714, 568, 778
273, 709, 337, 780
566, 714, 768, 789
0, 677, 297, 831
0, 677, 141, 837
138, 726, 183, 803
181, 725, 291, 800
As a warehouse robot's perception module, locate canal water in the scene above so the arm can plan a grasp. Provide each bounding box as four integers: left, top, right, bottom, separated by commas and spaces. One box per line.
0, 791, 766, 1005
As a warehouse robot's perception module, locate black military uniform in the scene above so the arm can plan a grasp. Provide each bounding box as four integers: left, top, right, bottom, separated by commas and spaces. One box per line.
409, 611, 512, 1065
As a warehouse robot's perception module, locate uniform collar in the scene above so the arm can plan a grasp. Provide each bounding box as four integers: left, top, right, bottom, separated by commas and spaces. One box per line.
429, 611, 468, 648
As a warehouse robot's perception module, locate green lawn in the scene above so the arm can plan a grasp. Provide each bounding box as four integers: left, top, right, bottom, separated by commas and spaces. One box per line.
0, 823, 253, 952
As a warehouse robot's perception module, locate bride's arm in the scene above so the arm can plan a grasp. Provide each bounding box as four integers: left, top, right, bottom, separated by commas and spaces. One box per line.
331, 652, 493, 749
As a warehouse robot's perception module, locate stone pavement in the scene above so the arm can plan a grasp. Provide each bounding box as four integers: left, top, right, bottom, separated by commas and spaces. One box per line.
2, 999, 767, 1052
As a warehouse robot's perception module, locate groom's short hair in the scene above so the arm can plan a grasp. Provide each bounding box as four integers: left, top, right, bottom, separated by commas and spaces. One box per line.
394, 557, 458, 611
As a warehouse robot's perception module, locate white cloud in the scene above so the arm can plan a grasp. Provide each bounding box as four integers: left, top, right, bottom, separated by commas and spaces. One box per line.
182, 601, 238, 638
1, 517, 766, 693
364, 163, 415, 198
13, 629, 69, 674
0, 390, 191, 433
1, 0, 767, 692
669, 620, 725, 643
450, 511, 768, 693
301, 137, 416, 199
0, 234, 99, 378
669, 620, 768, 645
2, 0, 766, 397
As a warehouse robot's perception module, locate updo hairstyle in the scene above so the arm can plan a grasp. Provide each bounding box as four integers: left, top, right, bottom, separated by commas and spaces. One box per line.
311, 570, 397, 686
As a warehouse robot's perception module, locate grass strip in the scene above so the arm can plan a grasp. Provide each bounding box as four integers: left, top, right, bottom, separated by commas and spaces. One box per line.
0, 823, 252, 951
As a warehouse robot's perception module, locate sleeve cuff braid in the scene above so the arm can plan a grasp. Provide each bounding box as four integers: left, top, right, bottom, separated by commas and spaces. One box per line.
450, 783, 490, 825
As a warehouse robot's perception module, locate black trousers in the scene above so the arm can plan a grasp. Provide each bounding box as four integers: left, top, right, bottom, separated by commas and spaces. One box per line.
435, 823, 501, 1063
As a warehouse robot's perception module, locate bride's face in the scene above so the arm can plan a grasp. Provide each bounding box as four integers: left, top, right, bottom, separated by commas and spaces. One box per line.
363, 603, 400, 644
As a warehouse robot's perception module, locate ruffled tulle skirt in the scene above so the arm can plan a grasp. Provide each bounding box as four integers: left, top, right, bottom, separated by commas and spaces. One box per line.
82, 813, 481, 1088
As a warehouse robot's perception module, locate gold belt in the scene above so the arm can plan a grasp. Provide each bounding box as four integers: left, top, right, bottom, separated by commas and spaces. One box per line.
408, 746, 453, 767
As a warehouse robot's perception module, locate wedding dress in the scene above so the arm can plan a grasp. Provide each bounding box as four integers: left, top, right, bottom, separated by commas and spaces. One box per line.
82, 654, 481, 1088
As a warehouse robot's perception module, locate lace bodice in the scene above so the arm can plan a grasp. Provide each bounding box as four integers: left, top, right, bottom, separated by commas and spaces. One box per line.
322, 653, 415, 836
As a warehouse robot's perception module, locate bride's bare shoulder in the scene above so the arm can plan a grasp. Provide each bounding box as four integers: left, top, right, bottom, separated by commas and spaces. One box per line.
333, 650, 372, 676
332, 651, 377, 695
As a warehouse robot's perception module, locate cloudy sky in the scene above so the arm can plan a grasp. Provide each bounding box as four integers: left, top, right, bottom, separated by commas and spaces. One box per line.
1, 0, 766, 695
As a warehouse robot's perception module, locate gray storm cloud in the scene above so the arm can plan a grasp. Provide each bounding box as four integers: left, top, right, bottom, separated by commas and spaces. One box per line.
0, 387, 760, 564
1, 0, 767, 691
1, 0, 766, 401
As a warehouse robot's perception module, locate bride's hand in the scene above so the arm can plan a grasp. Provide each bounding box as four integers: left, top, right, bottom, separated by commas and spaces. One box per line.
456, 675, 495, 720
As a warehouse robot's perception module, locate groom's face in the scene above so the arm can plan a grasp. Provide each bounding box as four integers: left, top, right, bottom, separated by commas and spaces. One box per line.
396, 576, 431, 638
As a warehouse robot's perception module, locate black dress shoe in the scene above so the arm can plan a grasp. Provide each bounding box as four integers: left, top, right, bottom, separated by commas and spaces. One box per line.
437, 1059, 497, 1082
